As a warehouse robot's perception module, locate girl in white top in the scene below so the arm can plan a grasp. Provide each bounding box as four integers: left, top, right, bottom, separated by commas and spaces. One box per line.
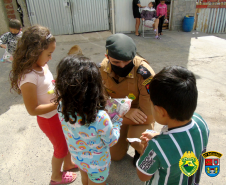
9, 25, 77, 185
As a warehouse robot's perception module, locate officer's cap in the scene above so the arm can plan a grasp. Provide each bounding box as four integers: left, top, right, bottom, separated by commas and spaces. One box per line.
106, 33, 136, 61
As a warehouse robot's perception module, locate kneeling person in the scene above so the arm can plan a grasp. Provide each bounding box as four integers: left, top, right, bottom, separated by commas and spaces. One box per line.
99, 33, 155, 165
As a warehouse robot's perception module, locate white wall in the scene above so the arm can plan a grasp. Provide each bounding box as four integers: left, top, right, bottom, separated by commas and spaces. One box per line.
114, 0, 154, 33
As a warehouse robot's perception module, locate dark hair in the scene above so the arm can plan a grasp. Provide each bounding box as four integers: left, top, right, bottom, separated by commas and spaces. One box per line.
150, 2, 156, 8
9, 19, 22, 30
55, 56, 106, 126
149, 66, 198, 121
10, 25, 55, 94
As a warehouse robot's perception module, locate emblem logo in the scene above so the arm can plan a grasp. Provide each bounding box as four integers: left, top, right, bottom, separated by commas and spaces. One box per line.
106, 88, 116, 94
128, 93, 136, 100
202, 151, 223, 177
179, 151, 199, 177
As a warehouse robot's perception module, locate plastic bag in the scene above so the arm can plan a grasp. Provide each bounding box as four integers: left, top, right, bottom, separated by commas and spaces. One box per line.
105, 97, 132, 123
1, 49, 13, 63
164, 19, 169, 24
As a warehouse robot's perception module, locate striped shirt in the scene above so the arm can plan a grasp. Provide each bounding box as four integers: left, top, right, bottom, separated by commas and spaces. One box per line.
137, 113, 209, 185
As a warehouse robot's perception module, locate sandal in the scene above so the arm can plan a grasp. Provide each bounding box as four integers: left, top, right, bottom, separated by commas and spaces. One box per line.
135, 33, 141, 36
50, 171, 77, 185
155, 36, 161, 40
63, 164, 79, 171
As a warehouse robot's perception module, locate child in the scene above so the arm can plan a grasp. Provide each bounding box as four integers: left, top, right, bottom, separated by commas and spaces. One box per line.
136, 66, 210, 185
156, 0, 167, 36
55, 56, 124, 185
141, 2, 160, 39
0, 19, 22, 61
9, 25, 77, 185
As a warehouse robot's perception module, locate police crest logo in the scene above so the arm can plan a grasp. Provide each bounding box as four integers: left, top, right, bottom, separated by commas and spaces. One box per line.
202, 151, 223, 177
179, 151, 199, 177
128, 93, 136, 100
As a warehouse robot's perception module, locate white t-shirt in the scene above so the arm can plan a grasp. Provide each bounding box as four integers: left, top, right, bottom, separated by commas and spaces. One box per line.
19, 66, 57, 118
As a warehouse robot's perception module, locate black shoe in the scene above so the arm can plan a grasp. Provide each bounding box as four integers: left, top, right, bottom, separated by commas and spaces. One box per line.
133, 150, 140, 167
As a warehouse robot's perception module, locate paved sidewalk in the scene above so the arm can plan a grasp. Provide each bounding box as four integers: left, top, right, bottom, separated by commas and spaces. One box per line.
0, 30, 225, 185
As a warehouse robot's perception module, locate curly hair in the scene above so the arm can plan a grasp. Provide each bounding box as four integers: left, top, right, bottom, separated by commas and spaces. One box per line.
9, 25, 55, 94
55, 56, 106, 126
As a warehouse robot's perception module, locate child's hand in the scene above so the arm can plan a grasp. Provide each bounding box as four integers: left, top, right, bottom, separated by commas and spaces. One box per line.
9, 55, 13, 62
0, 44, 6, 49
140, 131, 160, 144
140, 131, 159, 155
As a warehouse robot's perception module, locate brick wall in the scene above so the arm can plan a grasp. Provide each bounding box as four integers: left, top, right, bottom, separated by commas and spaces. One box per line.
170, 0, 196, 31
3, 0, 16, 19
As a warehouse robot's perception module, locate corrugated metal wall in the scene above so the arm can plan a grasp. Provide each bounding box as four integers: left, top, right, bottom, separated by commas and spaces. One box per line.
114, 0, 154, 33
26, 0, 109, 35
26, 0, 74, 35
70, 0, 109, 33
196, 8, 226, 33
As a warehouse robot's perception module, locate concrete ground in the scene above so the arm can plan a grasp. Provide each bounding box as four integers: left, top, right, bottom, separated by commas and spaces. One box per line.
0, 30, 225, 185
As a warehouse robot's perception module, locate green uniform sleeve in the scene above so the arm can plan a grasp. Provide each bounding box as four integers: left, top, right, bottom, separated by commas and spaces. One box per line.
136, 141, 160, 175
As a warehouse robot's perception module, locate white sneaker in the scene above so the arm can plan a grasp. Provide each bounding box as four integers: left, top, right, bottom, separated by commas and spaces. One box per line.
155, 36, 161, 40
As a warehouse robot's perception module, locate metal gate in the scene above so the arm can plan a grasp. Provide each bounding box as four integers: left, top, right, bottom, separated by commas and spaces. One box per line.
26, 0, 109, 35
196, 8, 226, 33
195, 1, 226, 33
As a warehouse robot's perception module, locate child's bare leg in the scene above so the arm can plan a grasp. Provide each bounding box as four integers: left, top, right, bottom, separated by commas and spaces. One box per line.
154, 19, 159, 36
88, 177, 107, 185
51, 155, 64, 181
51, 155, 76, 182
79, 168, 89, 185
63, 152, 76, 170
135, 18, 140, 35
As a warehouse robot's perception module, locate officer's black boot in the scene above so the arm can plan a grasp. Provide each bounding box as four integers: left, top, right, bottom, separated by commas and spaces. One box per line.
133, 150, 140, 167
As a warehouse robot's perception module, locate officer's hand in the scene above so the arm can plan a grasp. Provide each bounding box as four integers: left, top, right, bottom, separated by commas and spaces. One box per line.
125, 108, 147, 124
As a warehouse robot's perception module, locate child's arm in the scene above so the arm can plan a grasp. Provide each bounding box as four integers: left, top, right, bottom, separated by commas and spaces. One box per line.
0, 44, 6, 49
97, 111, 122, 147
140, 131, 160, 155
20, 82, 57, 116
156, 5, 160, 17
140, 10, 146, 20
164, 4, 167, 18
0, 33, 9, 49
136, 141, 160, 182
141, 131, 160, 143
136, 1, 146, 9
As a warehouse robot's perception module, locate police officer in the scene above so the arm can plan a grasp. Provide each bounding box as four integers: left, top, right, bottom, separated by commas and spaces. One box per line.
99, 33, 155, 165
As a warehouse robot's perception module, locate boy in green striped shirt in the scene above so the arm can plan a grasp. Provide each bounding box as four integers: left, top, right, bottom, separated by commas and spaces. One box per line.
136, 66, 209, 185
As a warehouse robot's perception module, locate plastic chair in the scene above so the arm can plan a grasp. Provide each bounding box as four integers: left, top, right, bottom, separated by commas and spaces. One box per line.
142, 19, 154, 38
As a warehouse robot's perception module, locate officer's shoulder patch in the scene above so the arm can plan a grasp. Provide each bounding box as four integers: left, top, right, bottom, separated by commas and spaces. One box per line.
137, 65, 151, 79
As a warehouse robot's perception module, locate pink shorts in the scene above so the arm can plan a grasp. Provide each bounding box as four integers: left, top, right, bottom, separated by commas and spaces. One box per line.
37, 114, 68, 158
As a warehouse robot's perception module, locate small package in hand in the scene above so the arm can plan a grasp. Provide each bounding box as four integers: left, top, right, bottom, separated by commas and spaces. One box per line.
164, 19, 169, 24
105, 97, 132, 122
1, 49, 13, 63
